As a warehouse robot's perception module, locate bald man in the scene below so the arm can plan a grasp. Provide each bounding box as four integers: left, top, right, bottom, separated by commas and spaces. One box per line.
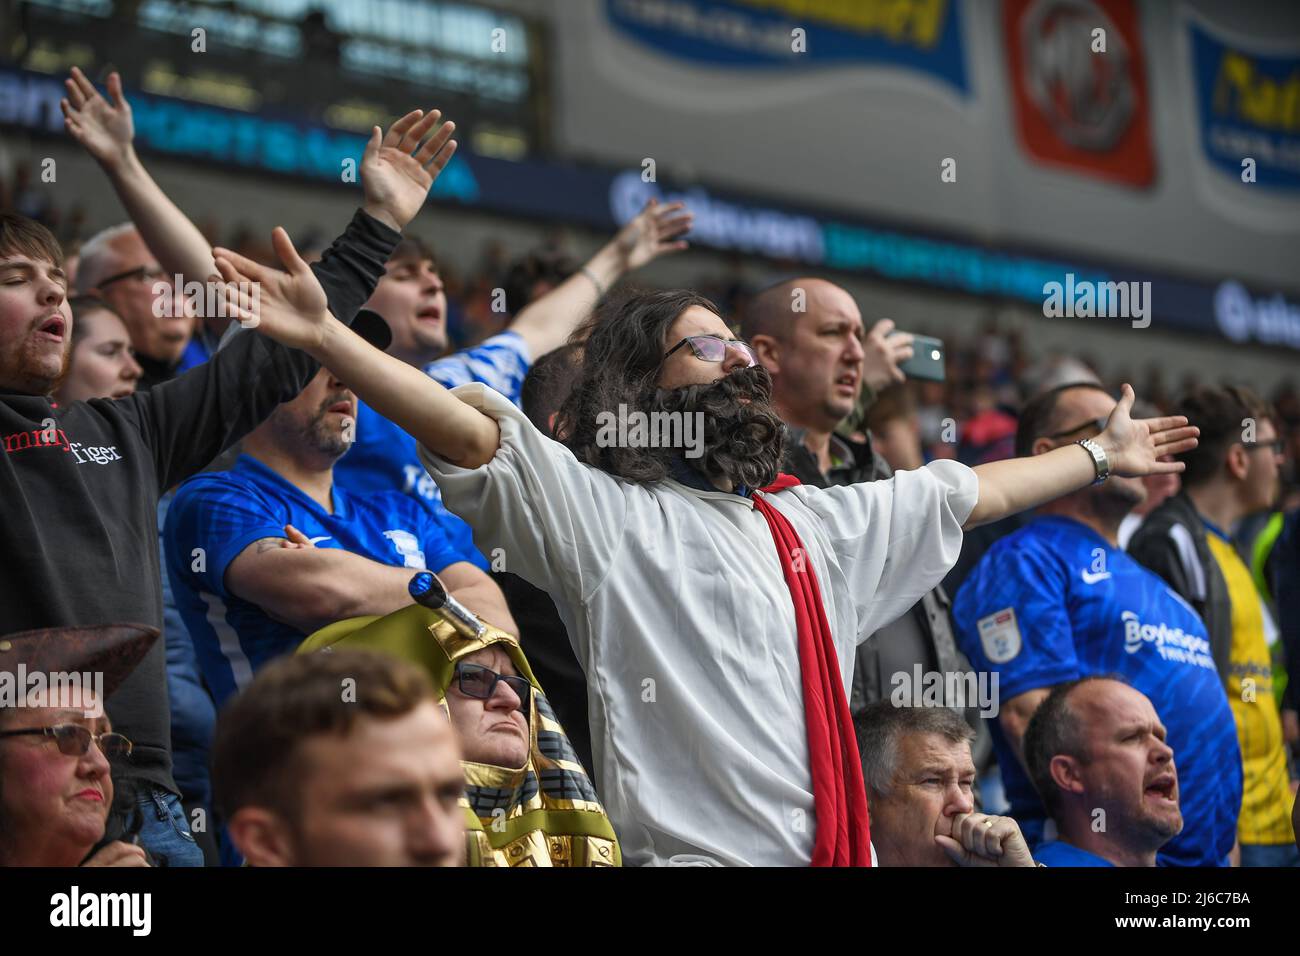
1025, 677, 1183, 867
741, 280, 991, 765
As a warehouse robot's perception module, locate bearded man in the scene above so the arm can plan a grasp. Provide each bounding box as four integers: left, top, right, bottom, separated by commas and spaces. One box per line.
211, 224, 1198, 867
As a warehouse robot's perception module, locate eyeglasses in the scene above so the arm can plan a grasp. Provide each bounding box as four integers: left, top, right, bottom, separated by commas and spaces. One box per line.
1047, 417, 1108, 441
664, 334, 757, 367
454, 661, 530, 710
96, 264, 166, 289
1241, 439, 1285, 455
0, 724, 133, 758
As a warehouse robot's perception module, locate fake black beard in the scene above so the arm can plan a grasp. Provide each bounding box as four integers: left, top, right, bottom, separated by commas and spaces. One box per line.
650, 365, 788, 490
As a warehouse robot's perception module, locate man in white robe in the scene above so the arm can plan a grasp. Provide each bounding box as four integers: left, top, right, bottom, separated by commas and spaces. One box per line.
212, 225, 1199, 868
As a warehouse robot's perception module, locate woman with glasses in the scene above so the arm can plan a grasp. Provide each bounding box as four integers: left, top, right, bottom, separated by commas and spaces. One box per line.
0, 695, 147, 866
0, 623, 157, 866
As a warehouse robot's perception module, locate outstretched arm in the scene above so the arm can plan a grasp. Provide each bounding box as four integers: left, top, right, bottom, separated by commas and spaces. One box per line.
62, 67, 216, 287
214, 228, 499, 468
964, 386, 1197, 530
63, 68, 454, 284
507, 198, 693, 358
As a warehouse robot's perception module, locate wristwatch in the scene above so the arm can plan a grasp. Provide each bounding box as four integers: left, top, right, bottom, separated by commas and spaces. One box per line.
1077, 438, 1110, 484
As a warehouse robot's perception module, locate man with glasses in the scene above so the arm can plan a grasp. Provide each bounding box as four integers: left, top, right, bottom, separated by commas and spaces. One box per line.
74, 230, 193, 389
1129, 385, 1297, 866
953, 382, 1242, 866
212, 232, 1197, 866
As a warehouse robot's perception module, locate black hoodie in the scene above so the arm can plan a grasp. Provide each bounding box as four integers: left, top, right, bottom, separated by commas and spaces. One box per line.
0, 209, 399, 794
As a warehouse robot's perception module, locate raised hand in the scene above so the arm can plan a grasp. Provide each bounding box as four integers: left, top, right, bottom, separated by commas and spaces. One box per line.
611, 198, 693, 273
936, 812, 1036, 867
361, 109, 458, 232
212, 227, 331, 352
61, 67, 134, 168
1099, 384, 1199, 478
863, 318, 915, 392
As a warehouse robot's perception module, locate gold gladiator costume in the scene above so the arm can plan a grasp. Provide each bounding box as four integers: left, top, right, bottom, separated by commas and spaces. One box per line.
299, 603, 620, 867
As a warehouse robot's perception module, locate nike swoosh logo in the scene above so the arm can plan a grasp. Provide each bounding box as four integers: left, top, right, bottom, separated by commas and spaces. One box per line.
308, 536, 332, 546
1081, 569, 1112, 584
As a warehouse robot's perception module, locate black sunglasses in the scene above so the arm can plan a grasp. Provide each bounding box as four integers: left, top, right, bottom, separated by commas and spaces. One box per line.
96, 264, 166, 289
454, 661, 530, 709
664, 334, 757, 366
0, 724, 133, 758
1047, 417, 1108, 441
1241, 439, 1285, 455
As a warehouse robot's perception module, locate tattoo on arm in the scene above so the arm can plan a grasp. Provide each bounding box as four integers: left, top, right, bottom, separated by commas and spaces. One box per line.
253, 537, 288, 554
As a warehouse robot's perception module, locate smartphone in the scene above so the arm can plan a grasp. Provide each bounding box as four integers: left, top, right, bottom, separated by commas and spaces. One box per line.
892, 332, 946, 382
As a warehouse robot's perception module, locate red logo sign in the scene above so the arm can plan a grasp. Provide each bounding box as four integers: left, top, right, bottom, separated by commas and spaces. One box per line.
1005, 0, 1155, 186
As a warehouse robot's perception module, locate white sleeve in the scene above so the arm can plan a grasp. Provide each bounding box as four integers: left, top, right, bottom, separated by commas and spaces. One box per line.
416, 383, 627, 605
788, 459, 978, 642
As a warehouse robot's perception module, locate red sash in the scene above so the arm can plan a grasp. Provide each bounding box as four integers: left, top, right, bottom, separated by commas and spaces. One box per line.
755, 473, 872, 866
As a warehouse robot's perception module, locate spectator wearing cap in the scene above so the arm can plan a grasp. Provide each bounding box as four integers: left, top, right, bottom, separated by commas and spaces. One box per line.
1025, 677, 1182, 867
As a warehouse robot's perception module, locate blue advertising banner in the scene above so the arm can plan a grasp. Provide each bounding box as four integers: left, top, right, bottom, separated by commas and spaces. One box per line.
603, 0, 968, 95
4, 65, 1298, 350
1188, 20, 1300, 192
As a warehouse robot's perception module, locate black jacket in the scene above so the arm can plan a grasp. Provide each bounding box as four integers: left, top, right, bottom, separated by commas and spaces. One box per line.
0, 209, 399, 794
1126, 491, 1234, 680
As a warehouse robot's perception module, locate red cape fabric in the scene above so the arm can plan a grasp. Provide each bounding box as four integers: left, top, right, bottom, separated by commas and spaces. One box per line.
755, 473, 871, 866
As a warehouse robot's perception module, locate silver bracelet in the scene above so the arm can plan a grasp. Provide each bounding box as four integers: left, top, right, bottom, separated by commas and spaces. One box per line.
579, 265, 606, 297
1077, 438, 1110, 484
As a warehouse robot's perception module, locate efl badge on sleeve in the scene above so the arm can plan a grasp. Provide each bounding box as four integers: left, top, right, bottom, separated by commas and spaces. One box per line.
978, 608, 1022, 663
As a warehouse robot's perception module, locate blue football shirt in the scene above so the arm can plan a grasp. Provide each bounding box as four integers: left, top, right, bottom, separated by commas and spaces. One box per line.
952, 516, 1242, 868
165, 454, 468, 708
1033, 841, 1115, 867
334, 331, 532, 569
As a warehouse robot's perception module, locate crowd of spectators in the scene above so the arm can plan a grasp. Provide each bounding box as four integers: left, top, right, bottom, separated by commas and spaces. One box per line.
1, 68, 1297, 868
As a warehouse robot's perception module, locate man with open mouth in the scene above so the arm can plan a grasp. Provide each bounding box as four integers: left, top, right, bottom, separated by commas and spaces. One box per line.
1025, 677, 1184, 867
